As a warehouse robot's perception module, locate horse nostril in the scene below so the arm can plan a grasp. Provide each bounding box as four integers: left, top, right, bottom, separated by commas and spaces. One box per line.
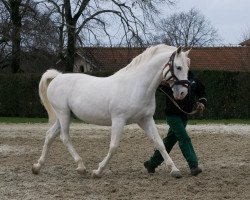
181, 92, 184, 96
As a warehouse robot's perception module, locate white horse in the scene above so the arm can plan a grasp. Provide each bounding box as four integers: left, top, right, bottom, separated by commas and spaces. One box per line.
32, 44, 190, 178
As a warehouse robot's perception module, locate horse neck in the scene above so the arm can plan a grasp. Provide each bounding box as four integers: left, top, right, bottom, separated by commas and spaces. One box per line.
117, 52, 170, 95
141, 59, 165, 95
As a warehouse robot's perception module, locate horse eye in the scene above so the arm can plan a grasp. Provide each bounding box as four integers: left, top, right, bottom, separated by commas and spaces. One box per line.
177, 66, 182, 71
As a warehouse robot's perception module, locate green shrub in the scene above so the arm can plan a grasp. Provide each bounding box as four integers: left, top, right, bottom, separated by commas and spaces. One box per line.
192, 71, 250, 119
0, 74, 46, 117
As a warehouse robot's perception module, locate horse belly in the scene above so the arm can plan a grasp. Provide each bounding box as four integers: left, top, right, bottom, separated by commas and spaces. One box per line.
69, 100, 112, 126
74, 111, 112, 126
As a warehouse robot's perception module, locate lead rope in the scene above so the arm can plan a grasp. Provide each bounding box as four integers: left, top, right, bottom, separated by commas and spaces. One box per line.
159, 88, 198, 115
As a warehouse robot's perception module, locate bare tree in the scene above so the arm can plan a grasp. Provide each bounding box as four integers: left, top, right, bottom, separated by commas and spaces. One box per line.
152, 8, 219, 47
22, 10, 59, 53
241, 26, 250, 43
43, 0, 176, 72
0, 3, 12, 70
36, 0, 66, 60
0, 0, 62, 72
1, 0, 50, 73
2, 0, 24, 73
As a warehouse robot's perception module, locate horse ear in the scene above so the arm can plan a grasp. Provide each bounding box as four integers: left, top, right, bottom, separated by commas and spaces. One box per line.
176, 46, 182, 54
185, 48, 192, 56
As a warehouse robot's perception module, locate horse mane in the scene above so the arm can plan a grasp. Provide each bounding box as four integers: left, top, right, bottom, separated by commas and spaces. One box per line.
115, 44, 176, 74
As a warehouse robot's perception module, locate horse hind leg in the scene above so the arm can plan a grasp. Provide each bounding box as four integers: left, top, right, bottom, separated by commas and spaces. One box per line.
92, 118, 125, 178
32, 119, 61, 174
58, 112, 86, 175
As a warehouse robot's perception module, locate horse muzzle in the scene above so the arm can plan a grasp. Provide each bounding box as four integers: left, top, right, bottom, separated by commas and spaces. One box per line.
172, 86, 188, 100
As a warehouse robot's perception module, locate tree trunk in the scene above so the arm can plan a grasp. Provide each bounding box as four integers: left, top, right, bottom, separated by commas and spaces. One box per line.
58, 23, 65, 61
63, 0, 90, 72
65, 21, 76, 72
10, 0, 22, 73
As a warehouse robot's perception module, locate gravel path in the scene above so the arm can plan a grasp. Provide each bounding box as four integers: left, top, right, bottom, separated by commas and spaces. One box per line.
0, 123, 249, 200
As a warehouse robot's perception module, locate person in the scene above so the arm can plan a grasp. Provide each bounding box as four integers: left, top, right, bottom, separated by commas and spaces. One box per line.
144, 71, 207, 176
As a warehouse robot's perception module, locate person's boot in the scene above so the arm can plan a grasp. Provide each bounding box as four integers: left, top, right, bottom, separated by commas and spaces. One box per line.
190, 166, 202, 176
144, 161, 155, 174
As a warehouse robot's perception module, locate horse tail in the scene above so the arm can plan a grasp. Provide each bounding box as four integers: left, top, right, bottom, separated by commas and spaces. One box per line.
39, 69, 62, 124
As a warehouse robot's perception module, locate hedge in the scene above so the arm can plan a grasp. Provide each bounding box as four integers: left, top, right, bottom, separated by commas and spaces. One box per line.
0, 71, 249, 119
155, 71, 250, 119
0, 74, 46, 118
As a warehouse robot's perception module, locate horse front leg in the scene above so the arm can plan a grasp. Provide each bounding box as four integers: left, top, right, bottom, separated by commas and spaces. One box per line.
92, 118, 125, 178
138, 117, 182, 178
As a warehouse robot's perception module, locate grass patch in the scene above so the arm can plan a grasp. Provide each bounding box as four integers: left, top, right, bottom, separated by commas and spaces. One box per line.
155, 119, 250, 125
0, 117, 48, 123
0, 117, 85, 124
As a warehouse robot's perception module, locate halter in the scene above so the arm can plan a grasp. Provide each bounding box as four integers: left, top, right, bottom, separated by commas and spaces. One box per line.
158, 87, 198, 115
161, 51, 198, 115
162, 51, 190, 88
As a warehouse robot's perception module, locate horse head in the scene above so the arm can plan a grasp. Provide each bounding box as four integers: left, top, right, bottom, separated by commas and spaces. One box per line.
162, 47, 190, 100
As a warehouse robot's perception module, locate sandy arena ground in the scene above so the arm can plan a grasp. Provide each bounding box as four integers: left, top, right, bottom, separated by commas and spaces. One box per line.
0, 123, 249, 200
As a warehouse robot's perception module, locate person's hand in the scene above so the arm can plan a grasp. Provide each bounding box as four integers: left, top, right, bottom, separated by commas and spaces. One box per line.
196, 102, 205, 113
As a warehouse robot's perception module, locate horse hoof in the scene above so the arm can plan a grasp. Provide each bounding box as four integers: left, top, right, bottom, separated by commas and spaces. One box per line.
91, 170, 102, 178
170, 170, 182, 178
76, 167, 87, 175
32, 164, 40, 175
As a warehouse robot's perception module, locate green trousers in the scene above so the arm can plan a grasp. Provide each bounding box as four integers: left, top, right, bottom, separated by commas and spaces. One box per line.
149, 115, 198, 169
